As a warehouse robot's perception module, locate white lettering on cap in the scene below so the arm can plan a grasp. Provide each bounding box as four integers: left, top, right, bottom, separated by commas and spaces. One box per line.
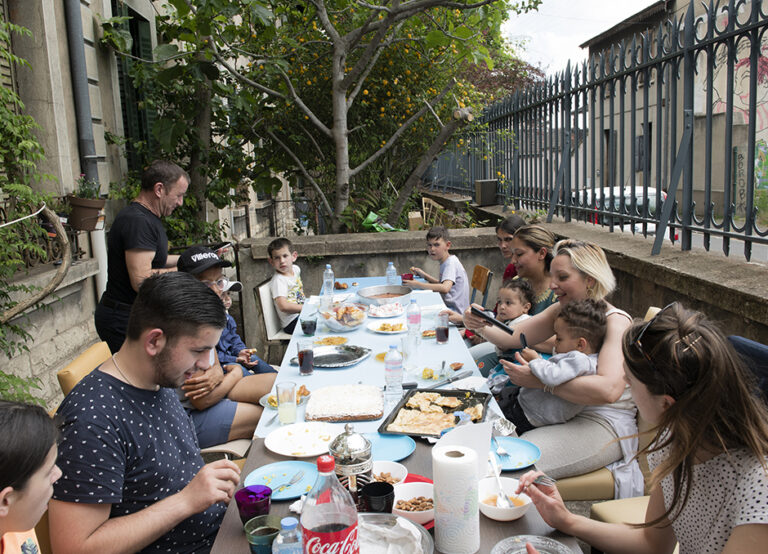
190, 252, 218, 263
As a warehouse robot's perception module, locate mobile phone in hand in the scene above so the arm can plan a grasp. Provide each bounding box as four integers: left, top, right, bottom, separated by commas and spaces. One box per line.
470, 306, 516, 336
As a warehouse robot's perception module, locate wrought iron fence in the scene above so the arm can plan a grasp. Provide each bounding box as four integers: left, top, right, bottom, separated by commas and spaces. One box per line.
430, 0, 768, 260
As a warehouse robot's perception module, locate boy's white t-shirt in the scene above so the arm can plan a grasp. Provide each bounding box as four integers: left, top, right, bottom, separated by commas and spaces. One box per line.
269, 265, 304, 328
439, 254, 470, 314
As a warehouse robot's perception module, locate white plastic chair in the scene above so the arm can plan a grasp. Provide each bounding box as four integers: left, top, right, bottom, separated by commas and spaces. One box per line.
255, 279, 292, 362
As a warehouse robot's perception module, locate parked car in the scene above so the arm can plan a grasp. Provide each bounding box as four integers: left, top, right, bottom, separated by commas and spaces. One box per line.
570, 186, 678, 240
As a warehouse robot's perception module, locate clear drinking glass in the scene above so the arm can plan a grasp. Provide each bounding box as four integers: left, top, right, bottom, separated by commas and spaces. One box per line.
276, 381, 297, 425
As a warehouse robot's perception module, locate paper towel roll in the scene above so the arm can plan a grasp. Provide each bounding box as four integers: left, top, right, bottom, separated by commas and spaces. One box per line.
432, 445, 480, 554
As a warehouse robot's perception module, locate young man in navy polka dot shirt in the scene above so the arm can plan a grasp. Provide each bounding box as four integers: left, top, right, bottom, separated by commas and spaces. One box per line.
49, 273, 241, 554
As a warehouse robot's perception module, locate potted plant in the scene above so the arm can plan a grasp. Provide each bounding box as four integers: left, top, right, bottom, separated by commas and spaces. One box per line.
67, 174, 105, 231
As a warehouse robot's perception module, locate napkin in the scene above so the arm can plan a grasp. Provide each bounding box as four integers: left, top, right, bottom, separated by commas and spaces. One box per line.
358, 517, 424, 554
434, 420, 492, 477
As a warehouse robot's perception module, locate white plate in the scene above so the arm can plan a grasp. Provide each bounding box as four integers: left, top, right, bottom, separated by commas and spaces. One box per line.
258, 392, 311, 410
368, 303, 405, 318
264, 422, 340, 458
367, 320, 408, 334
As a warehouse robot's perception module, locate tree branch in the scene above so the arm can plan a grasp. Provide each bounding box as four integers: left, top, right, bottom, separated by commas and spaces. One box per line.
350, 78, 455, 177
265, 129, 334, 218
1, 207, 71, 324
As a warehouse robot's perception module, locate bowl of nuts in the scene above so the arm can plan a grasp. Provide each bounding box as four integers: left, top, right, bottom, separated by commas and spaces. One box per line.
371, 461, 407, 486
392, 482, 434, 525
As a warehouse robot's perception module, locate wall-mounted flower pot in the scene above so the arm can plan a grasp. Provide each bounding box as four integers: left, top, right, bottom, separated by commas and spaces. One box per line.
67, 195, 106, 231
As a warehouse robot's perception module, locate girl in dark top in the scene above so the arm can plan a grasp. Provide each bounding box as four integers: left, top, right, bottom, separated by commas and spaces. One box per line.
0, 401, 61, 554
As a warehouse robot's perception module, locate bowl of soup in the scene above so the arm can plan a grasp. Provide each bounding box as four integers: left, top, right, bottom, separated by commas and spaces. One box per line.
477, 477, 532, 521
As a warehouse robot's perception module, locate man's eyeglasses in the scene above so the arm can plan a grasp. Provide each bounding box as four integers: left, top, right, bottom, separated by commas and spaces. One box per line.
201, 277, 230, 291
633, 302, 676, 371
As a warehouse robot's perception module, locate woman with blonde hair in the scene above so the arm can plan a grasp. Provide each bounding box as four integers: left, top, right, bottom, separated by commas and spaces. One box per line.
465, 239, 643, 496
517, 303, 768, 553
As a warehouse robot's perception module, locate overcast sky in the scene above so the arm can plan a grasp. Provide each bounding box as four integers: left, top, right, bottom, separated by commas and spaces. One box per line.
503, 0, 658, 75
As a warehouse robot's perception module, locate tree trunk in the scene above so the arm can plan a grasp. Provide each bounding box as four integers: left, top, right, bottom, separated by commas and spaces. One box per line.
387, 108, 474, 226
188, 77, 212, 221
330, 48, 350, 234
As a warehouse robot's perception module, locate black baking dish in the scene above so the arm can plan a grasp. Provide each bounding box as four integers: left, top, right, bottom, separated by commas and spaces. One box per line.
377, 388, 491, 438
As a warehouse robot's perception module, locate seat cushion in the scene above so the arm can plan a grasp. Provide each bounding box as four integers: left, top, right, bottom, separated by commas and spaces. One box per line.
57, 342, 112, 396
557, 468, 615, 501
590, 495, 650, 523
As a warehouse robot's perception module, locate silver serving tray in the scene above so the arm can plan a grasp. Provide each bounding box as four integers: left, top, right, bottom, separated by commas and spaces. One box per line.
356, 285, 411, 305
289, 344, 371, 368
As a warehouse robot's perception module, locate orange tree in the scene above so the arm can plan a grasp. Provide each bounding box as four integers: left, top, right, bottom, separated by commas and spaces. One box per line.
114, 0, 541, 233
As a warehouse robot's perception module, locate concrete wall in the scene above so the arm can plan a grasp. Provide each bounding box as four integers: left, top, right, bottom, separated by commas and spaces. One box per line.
237, 222, 767, 364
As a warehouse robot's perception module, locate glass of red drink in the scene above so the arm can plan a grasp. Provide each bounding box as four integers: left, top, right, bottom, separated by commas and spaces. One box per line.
436, 313, 449, 344
297, 339, 314, 376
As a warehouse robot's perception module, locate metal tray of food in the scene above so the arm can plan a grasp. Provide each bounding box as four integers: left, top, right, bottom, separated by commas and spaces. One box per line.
289, 344, 371, 368
378, 388, 491, 438
356, 285, 411, 305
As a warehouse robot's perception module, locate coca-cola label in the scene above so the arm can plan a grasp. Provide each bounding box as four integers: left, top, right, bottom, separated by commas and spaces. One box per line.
302, 522, 359, 554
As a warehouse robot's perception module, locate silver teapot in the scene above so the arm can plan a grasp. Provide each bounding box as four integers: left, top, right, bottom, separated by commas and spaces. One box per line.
328, 423, 373, 505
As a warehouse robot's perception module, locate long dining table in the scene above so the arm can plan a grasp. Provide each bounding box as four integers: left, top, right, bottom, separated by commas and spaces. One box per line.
210, 276, 579, 553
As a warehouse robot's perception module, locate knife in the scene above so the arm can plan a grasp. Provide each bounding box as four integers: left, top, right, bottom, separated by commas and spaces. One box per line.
425, 369, 473, 390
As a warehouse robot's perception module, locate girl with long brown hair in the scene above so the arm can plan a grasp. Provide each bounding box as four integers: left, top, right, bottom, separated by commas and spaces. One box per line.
517, 303, 768, 553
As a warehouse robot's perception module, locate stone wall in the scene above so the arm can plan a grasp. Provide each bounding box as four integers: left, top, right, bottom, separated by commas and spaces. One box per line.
238, 223, 768, 363
238, 229, 507, 363
5, 255, 101, 409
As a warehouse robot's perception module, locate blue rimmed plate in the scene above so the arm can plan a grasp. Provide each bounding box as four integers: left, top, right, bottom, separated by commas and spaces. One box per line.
365, 433, 416, 462
491, 437, 541, 470
244, 461, 318, 501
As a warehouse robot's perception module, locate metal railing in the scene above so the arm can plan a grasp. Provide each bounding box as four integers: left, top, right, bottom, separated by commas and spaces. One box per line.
428, 1, 768, 260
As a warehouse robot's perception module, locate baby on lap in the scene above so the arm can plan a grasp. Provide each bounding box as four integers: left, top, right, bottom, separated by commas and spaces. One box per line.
504, 298, 607, 435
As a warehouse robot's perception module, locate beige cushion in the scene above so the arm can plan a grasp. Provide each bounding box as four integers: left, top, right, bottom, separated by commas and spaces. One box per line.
558, 468, 615, 501
591, 496, 679, 553
57, 341, 112, 396
590, 495, 650, 523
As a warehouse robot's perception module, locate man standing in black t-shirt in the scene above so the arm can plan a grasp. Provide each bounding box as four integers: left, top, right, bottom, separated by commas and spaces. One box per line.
95, 160, 189, 352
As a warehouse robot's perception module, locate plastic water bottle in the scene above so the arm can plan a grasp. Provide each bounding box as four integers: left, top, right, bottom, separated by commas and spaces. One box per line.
406, 299, 421, 335
385, 261, 398, 285
300, 456, 359, 554
322, 264, 334, 296
384, 344, 403, 401
272, 517, 302, 553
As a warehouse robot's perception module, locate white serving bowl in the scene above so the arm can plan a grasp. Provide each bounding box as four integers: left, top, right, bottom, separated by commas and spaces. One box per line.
392, 482, 434, 525
477, 477, 532, 521
371, 461, 408, 485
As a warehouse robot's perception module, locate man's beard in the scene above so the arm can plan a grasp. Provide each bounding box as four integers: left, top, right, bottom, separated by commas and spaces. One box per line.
153, 345, 185, 389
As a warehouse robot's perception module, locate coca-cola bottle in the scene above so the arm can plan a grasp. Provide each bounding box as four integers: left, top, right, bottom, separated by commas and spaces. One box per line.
301, 455, 360, 554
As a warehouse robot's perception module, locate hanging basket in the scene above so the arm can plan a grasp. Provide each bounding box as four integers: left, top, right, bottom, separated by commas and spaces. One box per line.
67, 195, 105, 231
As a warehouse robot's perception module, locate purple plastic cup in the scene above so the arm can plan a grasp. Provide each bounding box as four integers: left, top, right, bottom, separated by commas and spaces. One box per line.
235, 485, 272, 524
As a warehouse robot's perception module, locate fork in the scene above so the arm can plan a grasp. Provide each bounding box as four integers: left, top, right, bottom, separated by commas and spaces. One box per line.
492, 436, 510, 459
272, 470, 305, 492
533, 474, 556, 488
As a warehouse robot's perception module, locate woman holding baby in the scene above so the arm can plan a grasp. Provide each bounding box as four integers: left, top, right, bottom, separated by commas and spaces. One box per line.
464, 239, 644, 496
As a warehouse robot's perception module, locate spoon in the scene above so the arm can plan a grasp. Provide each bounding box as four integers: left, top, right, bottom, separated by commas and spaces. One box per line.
488, 454, 511, 509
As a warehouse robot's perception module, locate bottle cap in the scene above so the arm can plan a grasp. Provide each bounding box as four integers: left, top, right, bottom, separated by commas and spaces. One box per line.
280, 516, 298, 530
389, 344, 397, 350
326, 264, 331, 269
317, 454, 335, 472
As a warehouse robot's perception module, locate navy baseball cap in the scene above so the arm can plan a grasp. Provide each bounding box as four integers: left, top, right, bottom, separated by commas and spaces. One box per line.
177, 246, 232, 275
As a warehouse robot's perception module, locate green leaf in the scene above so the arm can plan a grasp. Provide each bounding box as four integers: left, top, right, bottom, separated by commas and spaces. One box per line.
156, 64, 186, 85
453, 26, 473, 40
198, 61, 220, 80
169, 0, 190, 17
425, 30, 449, 48
154, 43, 179, 60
